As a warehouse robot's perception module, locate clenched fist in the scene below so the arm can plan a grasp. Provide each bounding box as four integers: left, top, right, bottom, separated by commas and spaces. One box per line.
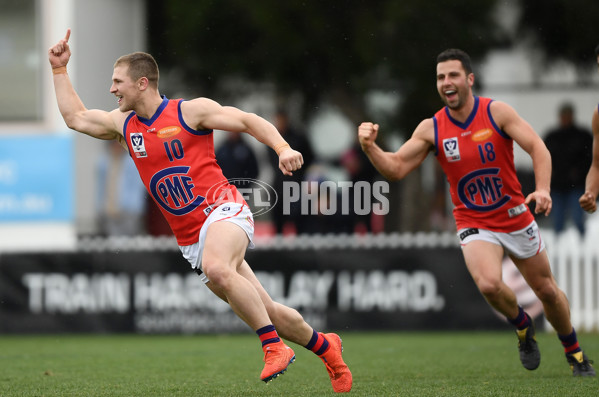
358, 122, 379, 151
278, 147, 304, 176
579, 191, 597, 213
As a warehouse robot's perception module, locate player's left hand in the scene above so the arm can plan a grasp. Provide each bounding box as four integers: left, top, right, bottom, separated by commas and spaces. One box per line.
525, 189, 552, 216
278, 148, 303, 176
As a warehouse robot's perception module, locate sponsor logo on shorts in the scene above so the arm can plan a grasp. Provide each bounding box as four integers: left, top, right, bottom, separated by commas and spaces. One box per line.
459, 228, 479, 241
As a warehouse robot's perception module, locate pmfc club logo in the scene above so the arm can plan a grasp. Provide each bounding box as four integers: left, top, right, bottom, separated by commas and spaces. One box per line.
149, 166, 204, 215
457, 168, 511, 211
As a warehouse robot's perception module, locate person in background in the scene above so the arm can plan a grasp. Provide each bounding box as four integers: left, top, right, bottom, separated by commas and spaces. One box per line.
49, 29, 351, 392
544, 102, 592, 235
579, 45, 599, 216
359, 48, 595, 377
268, 109, 315, 234
339, 139, 380, 233
216, 131, 260, 188
97, 139, 148, 236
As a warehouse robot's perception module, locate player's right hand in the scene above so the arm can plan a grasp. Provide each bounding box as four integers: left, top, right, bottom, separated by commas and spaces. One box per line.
48, 28, 71, 69
358, 122, 379, 151
579, 191, 597, 213
278, 147, 304, 176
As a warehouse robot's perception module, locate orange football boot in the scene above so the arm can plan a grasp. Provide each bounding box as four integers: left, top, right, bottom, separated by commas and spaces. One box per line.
319, 333, 352, 393
260, 342, 296, 383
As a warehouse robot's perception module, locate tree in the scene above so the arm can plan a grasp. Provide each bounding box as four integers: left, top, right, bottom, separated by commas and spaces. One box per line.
146, 0, 509, 232
517, 0, 599, 81
147, 0, 507, 136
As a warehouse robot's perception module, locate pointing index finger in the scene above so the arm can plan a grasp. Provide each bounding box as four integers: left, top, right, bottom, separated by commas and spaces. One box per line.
64, 28, 71, 42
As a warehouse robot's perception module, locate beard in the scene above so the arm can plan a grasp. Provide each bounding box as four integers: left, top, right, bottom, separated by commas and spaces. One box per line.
440, 90, 466, 110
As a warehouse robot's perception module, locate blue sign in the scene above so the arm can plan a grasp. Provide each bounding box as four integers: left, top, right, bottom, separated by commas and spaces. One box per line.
0, 135, 73, 222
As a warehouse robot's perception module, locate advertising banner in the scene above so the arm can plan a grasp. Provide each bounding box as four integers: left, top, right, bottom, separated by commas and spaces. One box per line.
0, 247, 503, 333
0, 134, 75, 251
0, 135, 73, 222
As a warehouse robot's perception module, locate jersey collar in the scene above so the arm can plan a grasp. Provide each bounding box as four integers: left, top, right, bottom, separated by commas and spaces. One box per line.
444, 95, 479, 130
135, 95, 169, 126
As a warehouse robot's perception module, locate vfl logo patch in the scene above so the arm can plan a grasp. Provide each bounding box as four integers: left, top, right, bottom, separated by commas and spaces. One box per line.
457, 168, 511, 211
459, 228, 479, 241
149, 166, 204, 215
130, 133, 147, 158
526, 226, 536, 241
443, 138, 460, 162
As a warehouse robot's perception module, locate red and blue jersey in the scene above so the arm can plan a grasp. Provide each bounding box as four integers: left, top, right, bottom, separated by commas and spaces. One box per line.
433, 96, 533, 232
124, 96, 245, 245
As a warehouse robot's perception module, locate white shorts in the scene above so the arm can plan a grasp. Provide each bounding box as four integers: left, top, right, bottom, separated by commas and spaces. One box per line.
457, 220, 545, 259
179, 202, 255, 283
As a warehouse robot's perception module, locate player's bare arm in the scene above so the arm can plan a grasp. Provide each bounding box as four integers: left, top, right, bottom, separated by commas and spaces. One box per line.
181, 98, 303, 176
359, 119, 434, 181
49, 29, 124, 141
580, 108, 599, 213
490, 100, 552, 215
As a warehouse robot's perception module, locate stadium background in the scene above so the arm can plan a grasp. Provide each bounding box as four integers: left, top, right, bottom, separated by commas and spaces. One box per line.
1, 0, 599, 335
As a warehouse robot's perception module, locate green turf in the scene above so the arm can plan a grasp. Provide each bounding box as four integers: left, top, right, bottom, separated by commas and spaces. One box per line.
0, 331, 597, 396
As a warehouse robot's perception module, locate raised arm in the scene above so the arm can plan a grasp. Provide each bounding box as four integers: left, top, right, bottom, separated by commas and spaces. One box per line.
180, 97, 302, 176
490, 100, 552, 215
358, 119, 434, 181
49, 29, 122, 142
580, 108, 599, 213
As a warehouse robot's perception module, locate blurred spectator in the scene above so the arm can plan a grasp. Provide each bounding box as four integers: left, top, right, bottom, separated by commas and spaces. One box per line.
339, 139, 380, 233
544, 103, 593, 235
268, 109, 315, 234
97, 140, 147, 236
215, 131, 259, 188
146, 196, 173, 237
299, 165, 348, 234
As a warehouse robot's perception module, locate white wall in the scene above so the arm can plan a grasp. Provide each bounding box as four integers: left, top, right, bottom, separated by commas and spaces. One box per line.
56, 0, 147, 234
480, 48, 599, 170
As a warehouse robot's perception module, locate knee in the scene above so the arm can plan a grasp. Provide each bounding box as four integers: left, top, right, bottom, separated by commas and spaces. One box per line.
202, 260, 233, 288
476, 278, 503, 301
532, 282, 560, 304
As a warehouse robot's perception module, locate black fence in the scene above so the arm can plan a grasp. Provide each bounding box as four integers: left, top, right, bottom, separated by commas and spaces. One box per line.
0, 246, 507, 333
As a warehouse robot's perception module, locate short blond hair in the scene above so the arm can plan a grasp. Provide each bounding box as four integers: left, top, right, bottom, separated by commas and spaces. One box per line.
114, 52, 159, 89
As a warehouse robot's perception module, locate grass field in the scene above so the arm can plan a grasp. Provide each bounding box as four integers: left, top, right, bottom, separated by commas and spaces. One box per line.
0, 331, 597, 396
